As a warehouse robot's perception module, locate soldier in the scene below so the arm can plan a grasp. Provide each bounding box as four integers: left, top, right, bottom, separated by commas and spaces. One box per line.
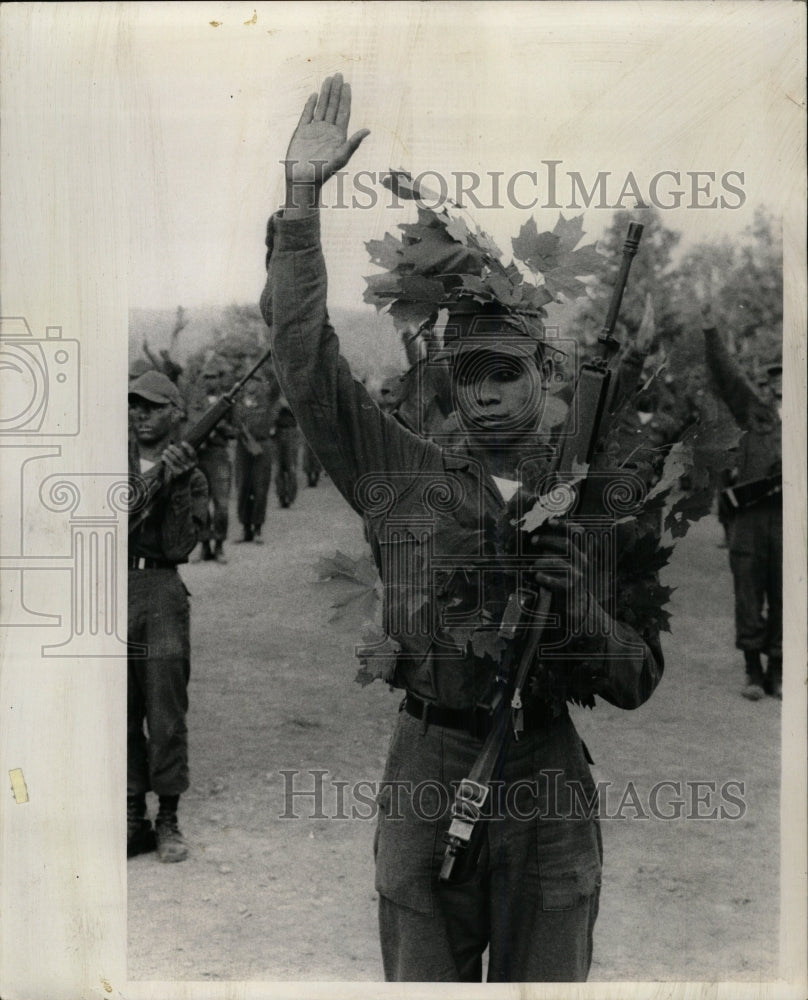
701, 303, 782, 699
271, 396, 300, 508
260, 75, 664, 982
127, 371, 208, 861
187, 361, 236, 562
234, 369, 279, 542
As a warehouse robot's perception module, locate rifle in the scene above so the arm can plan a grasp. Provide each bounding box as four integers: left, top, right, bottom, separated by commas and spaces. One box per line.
128, 346, 274, 534
440, 223, 644, 883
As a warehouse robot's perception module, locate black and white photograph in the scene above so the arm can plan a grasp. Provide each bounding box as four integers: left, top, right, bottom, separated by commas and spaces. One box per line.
0, 3, 805, 997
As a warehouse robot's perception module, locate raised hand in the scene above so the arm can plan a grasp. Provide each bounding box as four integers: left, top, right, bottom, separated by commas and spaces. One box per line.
284, 73, 369, 211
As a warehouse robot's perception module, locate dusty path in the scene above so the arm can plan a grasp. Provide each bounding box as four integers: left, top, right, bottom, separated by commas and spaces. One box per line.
128, 476, 780, 982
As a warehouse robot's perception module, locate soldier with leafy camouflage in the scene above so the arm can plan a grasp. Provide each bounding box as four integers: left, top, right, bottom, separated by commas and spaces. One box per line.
260, 75, 668, 982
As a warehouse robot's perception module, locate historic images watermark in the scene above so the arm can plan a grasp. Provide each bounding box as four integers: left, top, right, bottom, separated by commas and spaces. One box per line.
280, 161, 747, 212
277, 769, 747, 822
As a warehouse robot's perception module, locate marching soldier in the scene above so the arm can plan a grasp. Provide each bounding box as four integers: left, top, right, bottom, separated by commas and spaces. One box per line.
187, 361, 236, 562
701, 302, 782, 699
234, 370, 279, 542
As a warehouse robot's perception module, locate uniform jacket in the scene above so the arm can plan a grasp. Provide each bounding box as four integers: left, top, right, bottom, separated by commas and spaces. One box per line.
703, 327, 781, 484
261, 211, 663, 714
128, 436, 209, 564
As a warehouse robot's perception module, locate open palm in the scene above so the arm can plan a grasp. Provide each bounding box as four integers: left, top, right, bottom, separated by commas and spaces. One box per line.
285, 73, 369, 189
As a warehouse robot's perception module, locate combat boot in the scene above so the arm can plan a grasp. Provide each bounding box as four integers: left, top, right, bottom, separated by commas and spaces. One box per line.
742, 650, 765, 701
200, 540, 215, 561
155, 795, 188, 863
127, 794, 156, 858
213, 539, 228, 564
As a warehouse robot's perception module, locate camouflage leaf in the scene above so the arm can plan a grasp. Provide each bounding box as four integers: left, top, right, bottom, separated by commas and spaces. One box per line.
315, 550, 378, 586
552, 213, 586, 254
389, 299, 439, 335
542, 267, 589, 302
469, 227, 504, 260
399, 275, 447, 302
511, 218, 561, 273
363, 273, 402, 306
445, 216, 472, 245
469, 628, 504, 662
329, 587, 379, 624
365, 232, 403, 270
647, 440, 693, 501
354, 624, 401, 687
485, 272, 519, 304
458, 274, 494, 302
382, 168, 443, 205
664, 488, 714, 539
566, 244, 605, 276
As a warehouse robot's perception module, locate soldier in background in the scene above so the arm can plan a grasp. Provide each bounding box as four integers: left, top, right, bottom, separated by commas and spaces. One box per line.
701, 302, 782, 700
234, 369, 279, 541
186, 360, 236, 563
272, 396, 300, 508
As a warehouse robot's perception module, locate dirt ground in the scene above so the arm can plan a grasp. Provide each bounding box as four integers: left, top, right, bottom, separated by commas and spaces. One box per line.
128, 473, 781, 982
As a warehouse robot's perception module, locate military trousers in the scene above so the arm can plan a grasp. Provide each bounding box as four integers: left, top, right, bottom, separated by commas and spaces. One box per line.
127, 569, 191, 797
727, 502, 782, 658
198, 448, 232, 543
375, 708, 602, 982
235, 441, 272, 530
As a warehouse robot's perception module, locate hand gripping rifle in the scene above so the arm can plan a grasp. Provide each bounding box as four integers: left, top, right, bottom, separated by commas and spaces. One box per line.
128, 346, 274, 534
439, 223, 644, 883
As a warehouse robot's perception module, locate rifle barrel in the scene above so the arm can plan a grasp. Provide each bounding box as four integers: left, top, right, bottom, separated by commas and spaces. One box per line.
598, 222, 644, 352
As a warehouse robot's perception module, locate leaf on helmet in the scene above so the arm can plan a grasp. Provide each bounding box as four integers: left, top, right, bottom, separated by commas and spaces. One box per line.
512, 218, 561, 274
445, 215, 472, 245
389, 299, 438, 335
365, 233, 403, 271
382, 168, 443, 205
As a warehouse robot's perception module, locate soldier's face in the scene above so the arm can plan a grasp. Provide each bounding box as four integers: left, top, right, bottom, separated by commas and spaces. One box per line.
452, 351, 544, 435
129, 398, 178, 445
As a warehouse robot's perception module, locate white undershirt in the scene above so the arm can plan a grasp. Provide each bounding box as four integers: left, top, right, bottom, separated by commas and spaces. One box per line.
139, 457, 157, 473
491, 475, 521, 502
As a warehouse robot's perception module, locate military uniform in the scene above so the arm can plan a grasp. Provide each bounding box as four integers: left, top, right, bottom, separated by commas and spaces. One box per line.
127, 373, 208, 859
234, 376, 278, 540
703, 326, 782, 695
261, 211, 664, 982
272, 401, 300, 508
186, 382, 236, 559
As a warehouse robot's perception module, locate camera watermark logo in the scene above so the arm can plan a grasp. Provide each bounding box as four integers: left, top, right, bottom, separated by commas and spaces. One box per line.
0, 315, 131, 656
0, 317, 80, 435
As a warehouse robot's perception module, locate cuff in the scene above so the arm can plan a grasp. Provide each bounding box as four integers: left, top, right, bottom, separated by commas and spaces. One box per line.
268, 210, 321, 253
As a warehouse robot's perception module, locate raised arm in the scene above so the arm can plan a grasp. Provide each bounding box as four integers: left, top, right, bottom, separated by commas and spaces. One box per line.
700, 302, 760, 427
260, 75, 435, 512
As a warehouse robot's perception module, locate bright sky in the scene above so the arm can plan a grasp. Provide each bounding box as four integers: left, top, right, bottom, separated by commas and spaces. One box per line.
118, 1, 803, 312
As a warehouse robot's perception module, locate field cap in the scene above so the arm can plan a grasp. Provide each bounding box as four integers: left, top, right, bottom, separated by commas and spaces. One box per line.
434, 303, 546, 361
129, 370, 183, 407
